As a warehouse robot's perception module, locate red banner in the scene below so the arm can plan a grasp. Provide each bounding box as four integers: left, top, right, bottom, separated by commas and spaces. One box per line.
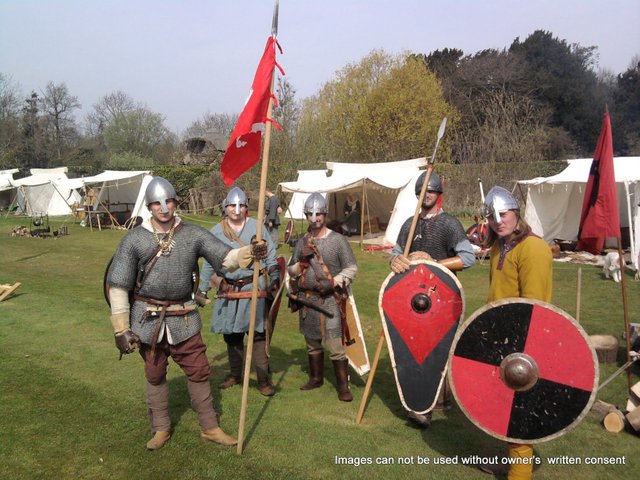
577, 111, 620, 254
220, 36, 283, 186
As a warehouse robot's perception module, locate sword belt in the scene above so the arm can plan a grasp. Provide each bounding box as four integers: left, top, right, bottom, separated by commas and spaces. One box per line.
134, 294, 195, 358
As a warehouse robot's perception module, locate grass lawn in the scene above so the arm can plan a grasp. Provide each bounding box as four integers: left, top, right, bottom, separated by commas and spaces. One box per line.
0, 214, 638, 480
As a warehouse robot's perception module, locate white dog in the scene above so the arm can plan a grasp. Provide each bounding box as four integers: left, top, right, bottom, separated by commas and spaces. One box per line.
603, 251, 621, 282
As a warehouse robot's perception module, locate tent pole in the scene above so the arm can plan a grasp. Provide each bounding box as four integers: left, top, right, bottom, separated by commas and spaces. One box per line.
616, 238, 633, 390
623, 181, 635, 269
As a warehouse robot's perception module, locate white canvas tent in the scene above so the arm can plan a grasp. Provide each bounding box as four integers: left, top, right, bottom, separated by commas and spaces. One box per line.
75, 170, 152, 226
283, 170, 328, 220
518, 157, 640, 269
279, 157, 427, 246
0, 168, 19, 210
11, 167, 81, 216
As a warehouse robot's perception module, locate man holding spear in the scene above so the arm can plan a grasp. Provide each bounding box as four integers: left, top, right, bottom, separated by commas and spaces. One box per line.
218, 0, 284, 454
389, 169, 475, 427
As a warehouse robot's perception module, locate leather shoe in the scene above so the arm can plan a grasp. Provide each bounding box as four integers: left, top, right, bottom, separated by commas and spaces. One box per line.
146, 431, 170, 450
218, 375, 241, 389
200, 427, 238, 446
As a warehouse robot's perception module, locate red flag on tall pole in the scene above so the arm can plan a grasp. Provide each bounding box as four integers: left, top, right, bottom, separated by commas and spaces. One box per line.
220, 36, 283, 186
576, 111, 620, 254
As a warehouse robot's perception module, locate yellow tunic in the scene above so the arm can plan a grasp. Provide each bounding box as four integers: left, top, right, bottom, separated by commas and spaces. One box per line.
487, 235, 552, 303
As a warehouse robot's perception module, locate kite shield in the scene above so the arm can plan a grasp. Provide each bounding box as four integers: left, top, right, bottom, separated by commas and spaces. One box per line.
448, 298, 598, 444
344, 287, 370, 376
379, 260, 464, 413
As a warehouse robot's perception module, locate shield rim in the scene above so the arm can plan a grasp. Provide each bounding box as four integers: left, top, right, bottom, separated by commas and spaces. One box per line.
378, 259, 465, 414
345, 286, 370, 376
447, 297, 599, 444
284, 219, 294, 244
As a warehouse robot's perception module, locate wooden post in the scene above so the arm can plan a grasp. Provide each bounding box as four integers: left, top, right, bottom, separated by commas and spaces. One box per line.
616, 239, 632, 390
237, 35, 277, 455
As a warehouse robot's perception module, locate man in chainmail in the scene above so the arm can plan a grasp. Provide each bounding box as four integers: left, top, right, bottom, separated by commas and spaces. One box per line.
288, 193, 358, 402
198, 187, 279, 397
106, 177, 267, 451
264, 188, 281, 247
389, 170, 475, 427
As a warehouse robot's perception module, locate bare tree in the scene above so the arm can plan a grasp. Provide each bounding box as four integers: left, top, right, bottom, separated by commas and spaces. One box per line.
85, 90, 136, 137
41, 82, 80, 161
0, 74, 22, 168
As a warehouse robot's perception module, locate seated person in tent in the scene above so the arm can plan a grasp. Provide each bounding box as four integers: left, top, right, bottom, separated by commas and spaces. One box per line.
389, 170, 475, 427
341, 193, 361, 236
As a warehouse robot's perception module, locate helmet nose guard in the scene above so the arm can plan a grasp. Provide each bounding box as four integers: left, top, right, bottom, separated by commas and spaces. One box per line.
483, 186, 519, 224
304, 193, 328, 223
224, 187, 248, 215
145, 177, 177, 214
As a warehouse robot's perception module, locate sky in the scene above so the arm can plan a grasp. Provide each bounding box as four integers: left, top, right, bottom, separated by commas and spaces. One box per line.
1, 0, 639, 135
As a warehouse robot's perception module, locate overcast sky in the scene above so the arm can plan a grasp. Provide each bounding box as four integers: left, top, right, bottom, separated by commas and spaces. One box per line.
1, 0, 638, 134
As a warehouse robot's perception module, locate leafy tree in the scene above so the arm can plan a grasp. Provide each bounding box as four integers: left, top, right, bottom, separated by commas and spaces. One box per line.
104, 107, 174, 162
611, 56, 640, 154
509, 30, 603, 154
296, 50, 451, 165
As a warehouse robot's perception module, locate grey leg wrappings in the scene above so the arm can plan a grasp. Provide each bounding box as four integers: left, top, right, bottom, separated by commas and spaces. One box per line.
146, 380, 171, 433
187, 380, 219, 431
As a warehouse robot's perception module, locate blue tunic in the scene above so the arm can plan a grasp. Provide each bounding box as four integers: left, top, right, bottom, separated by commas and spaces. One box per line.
199, 218, 278, 334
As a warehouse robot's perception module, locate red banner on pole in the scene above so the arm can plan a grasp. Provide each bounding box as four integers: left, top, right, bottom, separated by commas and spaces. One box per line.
577, 111, 620, 254
220, 36, 283, 186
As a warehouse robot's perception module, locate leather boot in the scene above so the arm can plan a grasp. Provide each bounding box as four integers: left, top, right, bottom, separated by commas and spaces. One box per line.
300, 352, 324, 390
253, 340, 275, 396
332, 359, 353, 402
218, 343, 243, 389
146, 380, 171, 450
187, 380, 218, 432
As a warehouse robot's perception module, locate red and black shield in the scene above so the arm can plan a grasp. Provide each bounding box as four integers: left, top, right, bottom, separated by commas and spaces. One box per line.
448, 298, 598, 444
379, 260, 464, 413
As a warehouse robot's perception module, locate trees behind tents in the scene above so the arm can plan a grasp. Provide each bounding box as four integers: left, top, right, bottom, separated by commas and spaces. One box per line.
0, 29, 638, 212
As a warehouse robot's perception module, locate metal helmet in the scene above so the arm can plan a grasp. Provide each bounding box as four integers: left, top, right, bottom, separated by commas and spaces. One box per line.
483, 186, 519, 223
303, 193, 328, 222
145, 177, 177, 214
415, 171, 443, 195
224, 187, 248, 215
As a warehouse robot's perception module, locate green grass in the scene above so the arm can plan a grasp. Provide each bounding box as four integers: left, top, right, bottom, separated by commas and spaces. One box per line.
0, 214, 638, 479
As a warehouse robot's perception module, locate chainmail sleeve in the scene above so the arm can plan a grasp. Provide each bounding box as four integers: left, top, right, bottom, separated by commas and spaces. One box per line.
192, 224, 233, 272
107, 227, 150, 291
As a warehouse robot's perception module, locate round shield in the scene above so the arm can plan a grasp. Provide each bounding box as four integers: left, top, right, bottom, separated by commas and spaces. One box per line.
448, 298, 598, 444
379, 260, 464, 413
283, 220, 294, 245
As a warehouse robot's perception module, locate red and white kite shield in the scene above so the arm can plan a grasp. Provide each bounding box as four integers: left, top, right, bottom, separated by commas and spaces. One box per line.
448, 298, 598, 444
379, 260, 464, 413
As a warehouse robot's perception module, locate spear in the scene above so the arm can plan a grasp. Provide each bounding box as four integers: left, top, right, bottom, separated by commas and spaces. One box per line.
356, 117, 447, 425
237, 0, 279, 455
